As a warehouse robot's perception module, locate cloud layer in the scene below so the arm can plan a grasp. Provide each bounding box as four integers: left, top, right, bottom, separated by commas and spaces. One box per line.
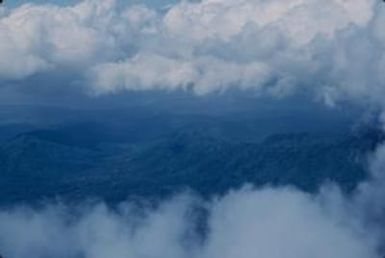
1, 0, 385, 106
0, 187, 380, 258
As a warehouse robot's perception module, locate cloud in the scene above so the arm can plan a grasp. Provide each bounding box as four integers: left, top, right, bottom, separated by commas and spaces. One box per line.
1, 0, 385, 107
89, 54, 273, 95
0, 187, 379, 258
0, 0, 119, 79
162, 0, 373, 45
202, 187, 378, 258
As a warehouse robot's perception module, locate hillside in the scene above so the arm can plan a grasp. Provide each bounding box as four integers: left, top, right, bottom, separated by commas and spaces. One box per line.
0, 124, 379, 205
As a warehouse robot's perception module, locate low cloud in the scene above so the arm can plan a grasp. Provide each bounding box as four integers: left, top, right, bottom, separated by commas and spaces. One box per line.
89, 54, 273, 95
0, 186, 380, 258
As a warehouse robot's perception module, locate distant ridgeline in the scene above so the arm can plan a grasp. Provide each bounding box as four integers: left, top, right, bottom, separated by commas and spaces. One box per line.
0, 120, 381, 206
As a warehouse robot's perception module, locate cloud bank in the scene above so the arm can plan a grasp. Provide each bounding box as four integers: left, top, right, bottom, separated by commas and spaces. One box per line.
1, 0, 385, 106
0, 186, 380, 258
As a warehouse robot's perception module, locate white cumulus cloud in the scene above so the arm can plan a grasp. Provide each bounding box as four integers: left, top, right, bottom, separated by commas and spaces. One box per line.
1, 0, 385, 107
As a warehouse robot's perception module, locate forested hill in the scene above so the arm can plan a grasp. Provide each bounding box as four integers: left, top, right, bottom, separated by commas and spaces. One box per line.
0, 122, 380, 205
